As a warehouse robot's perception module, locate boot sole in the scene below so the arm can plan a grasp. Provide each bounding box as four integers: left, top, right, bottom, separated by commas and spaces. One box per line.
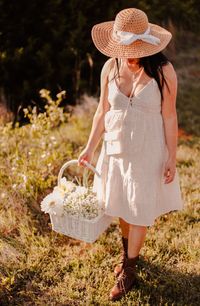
109, 283, 134, 302
109, 276, 140, 301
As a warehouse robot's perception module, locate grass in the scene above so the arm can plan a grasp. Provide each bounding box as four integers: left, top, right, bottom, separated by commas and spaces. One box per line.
174, 37, 200, 137
0, 49, 200, 305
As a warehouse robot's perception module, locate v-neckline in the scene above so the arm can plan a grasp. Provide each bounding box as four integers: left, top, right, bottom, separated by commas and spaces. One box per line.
114, 77, 154, 100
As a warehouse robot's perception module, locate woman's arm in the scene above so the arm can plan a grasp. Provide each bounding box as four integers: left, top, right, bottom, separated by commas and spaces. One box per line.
161, 62, 178, 184
77, 58, 114, 166
85, 57, 113, 152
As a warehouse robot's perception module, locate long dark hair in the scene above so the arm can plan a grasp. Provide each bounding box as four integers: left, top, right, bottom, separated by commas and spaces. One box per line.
112, 51, 170, 101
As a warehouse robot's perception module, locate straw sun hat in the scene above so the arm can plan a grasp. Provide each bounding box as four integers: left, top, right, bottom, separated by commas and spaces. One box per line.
91, 8, 172, 58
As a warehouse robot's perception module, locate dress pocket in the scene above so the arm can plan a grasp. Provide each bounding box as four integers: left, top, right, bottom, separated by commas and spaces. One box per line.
104, 110, 125, 155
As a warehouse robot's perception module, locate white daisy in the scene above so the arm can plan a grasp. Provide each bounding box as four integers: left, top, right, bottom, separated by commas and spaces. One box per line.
59, 177, 76, 192
75, 186, 88, 196
41, 191, 64, 216
53, 186, 65, 197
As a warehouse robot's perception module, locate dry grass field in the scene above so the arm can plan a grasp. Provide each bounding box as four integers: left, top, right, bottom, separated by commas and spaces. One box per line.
0, 46, 199, 305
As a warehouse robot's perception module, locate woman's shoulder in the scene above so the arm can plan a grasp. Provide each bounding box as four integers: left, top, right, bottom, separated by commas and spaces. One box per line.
101, 58, 115, 74
161, 61, 177, 82
102, 57, 115, 69
100, 58, 115, 82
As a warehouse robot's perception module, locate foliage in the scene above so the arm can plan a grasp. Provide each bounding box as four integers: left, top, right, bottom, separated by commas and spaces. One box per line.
0, 95, 199, 304
0, 30, 199, 305
175, 45, 200, 136
0, 89, 81, 214
0, 0, 199, 122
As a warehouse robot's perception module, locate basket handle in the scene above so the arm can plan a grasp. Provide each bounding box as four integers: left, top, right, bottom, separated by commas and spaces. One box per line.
57, 159, 101, 187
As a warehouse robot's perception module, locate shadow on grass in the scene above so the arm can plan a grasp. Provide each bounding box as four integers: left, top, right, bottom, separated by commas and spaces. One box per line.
0, 254, 199, 305
125, 255, 200, 305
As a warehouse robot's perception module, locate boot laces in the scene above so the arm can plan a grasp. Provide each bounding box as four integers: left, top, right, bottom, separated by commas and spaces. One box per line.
116, 270, 127, 291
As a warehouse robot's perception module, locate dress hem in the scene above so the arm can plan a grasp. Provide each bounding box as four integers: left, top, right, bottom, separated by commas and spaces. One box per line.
105, 206, 184, 227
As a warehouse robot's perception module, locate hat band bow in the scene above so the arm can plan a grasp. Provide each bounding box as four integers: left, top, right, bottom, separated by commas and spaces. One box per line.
112, 26, 160, 46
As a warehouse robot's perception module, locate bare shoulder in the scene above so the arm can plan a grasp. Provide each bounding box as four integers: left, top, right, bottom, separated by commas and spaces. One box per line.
97, 58, 115, 113
161, 61, 178, 115
162, 61, 177, 83
100, 57, 115, 80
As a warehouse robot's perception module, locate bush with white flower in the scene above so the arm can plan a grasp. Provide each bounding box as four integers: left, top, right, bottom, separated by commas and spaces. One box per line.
41, 177, 103, 220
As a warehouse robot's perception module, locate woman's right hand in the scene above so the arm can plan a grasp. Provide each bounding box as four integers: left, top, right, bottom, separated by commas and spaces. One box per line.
77, 146, 95, 168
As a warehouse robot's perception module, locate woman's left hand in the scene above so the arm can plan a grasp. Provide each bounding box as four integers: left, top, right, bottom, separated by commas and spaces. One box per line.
164, 156, 176, 184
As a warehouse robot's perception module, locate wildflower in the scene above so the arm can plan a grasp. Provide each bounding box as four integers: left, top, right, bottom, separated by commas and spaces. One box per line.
59, 177, 76, 192
21, 174, 27, 184
39, 89, 51, 99
41, 189, 64, 216
75, 186, 88, 196
1, 192, 6, 199
41, 180, 103, 220
56, 90, 66, 100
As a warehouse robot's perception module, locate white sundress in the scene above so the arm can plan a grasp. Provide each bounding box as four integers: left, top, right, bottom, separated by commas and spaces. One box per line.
92, 69, 184, 226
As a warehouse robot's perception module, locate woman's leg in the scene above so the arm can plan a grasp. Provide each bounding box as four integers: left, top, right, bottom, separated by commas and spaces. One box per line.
128, 224, 147, 258
119, 217, 129, 238
114, 218, 129, 275
109, 224, 147, 300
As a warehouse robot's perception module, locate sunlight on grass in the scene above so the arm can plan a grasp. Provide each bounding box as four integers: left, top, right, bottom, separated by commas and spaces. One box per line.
0, 81, 199, 304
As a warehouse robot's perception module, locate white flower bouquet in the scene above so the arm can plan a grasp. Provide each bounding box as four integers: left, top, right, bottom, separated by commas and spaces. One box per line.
40, 159, 113, 243
41, 177, 104, 219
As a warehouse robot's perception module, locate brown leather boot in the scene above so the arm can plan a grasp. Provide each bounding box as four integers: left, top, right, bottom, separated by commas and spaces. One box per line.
114, 237, 128, 276
109, 254, 139, 302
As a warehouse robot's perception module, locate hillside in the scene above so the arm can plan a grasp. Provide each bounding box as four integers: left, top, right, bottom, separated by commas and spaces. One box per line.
0, 47, 199, 305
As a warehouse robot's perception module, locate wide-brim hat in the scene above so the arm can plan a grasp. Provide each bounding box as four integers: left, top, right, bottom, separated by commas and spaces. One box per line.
91, 8, 172, 58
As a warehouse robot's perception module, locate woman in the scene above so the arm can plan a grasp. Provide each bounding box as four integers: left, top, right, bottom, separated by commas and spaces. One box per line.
78, 8, 184, 301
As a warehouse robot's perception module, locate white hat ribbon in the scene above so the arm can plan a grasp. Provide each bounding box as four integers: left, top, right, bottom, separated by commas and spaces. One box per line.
112, 26, 160, 46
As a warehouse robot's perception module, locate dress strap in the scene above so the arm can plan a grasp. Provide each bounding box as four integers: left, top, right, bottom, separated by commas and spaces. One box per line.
107, 58, 117, 82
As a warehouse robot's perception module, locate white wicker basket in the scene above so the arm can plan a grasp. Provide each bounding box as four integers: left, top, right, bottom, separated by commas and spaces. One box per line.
48, 159, 113, 243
